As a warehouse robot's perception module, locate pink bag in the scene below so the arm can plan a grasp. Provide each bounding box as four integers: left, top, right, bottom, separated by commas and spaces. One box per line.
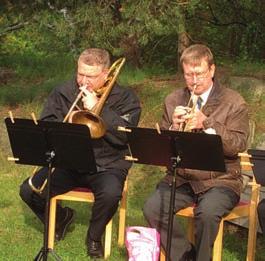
125, 226, 160, 261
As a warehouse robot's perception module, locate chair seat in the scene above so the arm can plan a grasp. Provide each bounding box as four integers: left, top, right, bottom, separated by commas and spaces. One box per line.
72, 187, 92, 192
54, 189, 95, 202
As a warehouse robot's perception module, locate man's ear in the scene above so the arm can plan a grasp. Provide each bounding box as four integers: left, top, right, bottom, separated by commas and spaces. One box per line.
210, 64, 216, 78
103, 69, 109, 80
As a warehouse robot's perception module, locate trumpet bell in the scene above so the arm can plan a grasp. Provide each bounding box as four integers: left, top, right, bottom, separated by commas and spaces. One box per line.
69, 110, 106, 139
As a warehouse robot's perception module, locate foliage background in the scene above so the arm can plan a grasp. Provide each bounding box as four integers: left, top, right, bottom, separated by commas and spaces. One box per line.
1, 0, 265, 68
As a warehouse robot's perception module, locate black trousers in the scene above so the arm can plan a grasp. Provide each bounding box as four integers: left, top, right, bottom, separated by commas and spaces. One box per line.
257, 198, 265, 236
143, 182, 239, 261
19, 167, 127, 241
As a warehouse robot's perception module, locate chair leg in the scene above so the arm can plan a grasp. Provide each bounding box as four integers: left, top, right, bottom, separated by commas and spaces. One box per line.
118, 202, 126, 246
246, 218, 257, 261
160, 247, 166, 261
48, 197, 57, 249
212, 219, 224, 261
104, 219, 113, 259
246, 184, 260, 261
118, 181, 127, 246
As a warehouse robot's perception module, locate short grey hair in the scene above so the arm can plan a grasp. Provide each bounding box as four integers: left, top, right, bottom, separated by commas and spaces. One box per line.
78, 48, 111, 68
180, 44, 214, 68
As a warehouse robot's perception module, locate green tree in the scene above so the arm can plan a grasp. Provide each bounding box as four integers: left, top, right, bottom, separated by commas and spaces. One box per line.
1, 0, 264, 70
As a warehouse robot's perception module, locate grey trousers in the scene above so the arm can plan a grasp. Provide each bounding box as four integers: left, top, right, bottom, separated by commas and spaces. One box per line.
143, 182, 239, 261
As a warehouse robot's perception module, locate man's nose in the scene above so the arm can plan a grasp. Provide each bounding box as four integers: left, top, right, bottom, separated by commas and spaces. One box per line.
81, 75, 88, 84
191, 74, 198, 84
81, 76, 92, 88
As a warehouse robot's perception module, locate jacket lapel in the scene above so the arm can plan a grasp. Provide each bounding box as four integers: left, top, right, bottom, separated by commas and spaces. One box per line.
202, 79, 224, 116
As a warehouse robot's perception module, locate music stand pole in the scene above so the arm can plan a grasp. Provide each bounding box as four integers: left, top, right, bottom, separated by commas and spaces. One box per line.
34, 151, 61, 261
165, 156, 180, 261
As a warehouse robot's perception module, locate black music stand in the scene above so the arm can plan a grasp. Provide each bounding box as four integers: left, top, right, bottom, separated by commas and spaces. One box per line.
248, 149, 265, 186
5, 118, 97, 261
124, 127, 226, 261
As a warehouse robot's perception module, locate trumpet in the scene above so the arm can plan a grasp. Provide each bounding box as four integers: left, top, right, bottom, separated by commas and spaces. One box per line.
178, 86, 198, 132
28, 57, 126, 193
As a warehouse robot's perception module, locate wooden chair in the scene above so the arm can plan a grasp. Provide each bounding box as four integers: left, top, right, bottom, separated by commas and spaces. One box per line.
160, 153, 261, 261
48, 179, 128, 259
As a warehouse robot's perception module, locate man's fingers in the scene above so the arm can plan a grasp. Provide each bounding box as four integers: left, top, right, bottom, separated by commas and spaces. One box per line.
174, 106, 191, 116
79, 86, 88, 95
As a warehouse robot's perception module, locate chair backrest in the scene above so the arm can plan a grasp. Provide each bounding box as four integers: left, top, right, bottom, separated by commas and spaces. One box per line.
240, 152, 255, 191
247, 119, 256, 148
240, 153, 253, 172
240, 119, 256, 188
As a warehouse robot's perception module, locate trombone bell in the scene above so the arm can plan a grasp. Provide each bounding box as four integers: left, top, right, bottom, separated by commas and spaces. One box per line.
68, 110, 106, 139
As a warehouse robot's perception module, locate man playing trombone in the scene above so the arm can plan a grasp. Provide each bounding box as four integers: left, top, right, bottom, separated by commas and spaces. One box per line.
143, 44, 249, 261
19, 48, 141, 258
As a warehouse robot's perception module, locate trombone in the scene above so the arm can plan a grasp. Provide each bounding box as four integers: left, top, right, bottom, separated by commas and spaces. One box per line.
28, 57, 126, 193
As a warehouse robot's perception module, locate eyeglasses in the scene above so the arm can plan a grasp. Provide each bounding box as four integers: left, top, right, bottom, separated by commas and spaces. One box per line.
184, 69, 210, 81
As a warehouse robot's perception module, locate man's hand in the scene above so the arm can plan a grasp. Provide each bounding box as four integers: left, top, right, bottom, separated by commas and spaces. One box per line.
185, 110, 207, 130
171, 106, 191, 130
171, 106, 207, 131
80, 86, 99, 110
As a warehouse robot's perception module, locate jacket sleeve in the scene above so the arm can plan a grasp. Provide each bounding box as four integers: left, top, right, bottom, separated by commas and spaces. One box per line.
40, 88, 67, 122
203, 102, 249, 157
100, 88, 141, 146
160, 92, 180, 130
160, 102, 172, 130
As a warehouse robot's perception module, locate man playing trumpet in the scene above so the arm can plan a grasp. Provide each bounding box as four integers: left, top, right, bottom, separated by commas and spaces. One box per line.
19, 48, 141, 259
144, 44, 249, 261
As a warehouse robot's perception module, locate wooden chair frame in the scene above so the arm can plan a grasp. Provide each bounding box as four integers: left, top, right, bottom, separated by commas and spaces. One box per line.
160, 153, 260, 261
48, 179, 128, 259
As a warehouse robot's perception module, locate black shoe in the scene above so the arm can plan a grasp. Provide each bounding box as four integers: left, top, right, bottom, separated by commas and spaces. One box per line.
87, 237, 104, 259
55, 207, 74, 241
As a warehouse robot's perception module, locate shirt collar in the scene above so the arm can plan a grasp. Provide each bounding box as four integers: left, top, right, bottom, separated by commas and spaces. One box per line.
192, 84, 213, 106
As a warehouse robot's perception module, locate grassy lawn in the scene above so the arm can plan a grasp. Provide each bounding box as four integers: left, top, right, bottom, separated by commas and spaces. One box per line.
0, 58, 265, 260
